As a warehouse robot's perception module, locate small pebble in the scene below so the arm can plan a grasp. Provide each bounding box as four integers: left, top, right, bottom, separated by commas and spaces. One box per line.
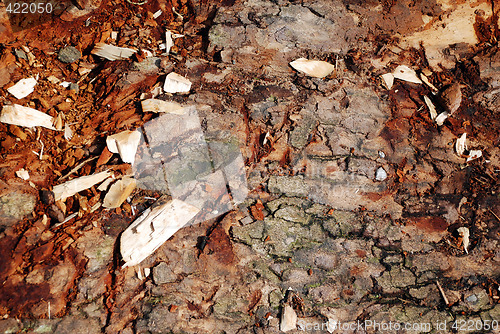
466, 294, 478, 304
69, 82, 79, 93
40, 190, 55, 205
375, 167, 387, 181
378, 151, 385, 159
58, 46, 81, 64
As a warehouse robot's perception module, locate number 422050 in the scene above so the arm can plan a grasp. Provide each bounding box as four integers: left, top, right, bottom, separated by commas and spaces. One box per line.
6, 2, 53, 14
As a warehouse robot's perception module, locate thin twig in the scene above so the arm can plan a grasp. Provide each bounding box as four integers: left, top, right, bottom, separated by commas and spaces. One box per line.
489, 209, 500, 222
39, 139, 44, 160
52, 212, 78, 229
436, 280, 450, 306
58, 156, 98, 181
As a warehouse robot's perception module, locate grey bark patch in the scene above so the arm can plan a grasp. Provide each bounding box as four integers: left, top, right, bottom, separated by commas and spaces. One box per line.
268, 175, 308, 197
0, 192, 36, 226
290, 114, 317, 149
53, 317, 101, 334
153, 262, 177, 285
0, 318, 21, 333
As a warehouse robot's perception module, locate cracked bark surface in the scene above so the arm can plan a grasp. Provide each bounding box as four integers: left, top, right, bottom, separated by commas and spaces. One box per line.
0, 0, 500, 333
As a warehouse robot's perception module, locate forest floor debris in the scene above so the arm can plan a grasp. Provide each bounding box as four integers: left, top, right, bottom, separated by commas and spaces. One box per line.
0, 0, 499, 333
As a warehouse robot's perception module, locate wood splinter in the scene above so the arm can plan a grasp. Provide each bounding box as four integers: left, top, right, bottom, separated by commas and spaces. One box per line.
436, 280, 450, 306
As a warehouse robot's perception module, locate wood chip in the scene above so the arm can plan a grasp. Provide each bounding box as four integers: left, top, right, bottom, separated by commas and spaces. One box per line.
0, 104, 55, 130
455, 133, 467, 156
289, 58, 335, 78
393, 65, 422, 84
97, 177, 114, 192
436, 280, 450, 306
457, 227, 470, 254
53, 112, 64, 131
64, 123, 73, 140
381, 73, 394, 90
435, 112, 448, 126
53, 171, 112, 201
15, 168, 29, 180
280, 304, 297, 332
163, 72, 192, 94
120, 198, 200, 267
103, 177, 136, 209
424, 95, 437, 120
91, 43, 137, 61
153, 9, 162, 19
106, 130, 141, 164
47, 75, 60, 84
7, 77, 37, 99
467, 150, 482, 162
141, 98, 185, 114
165, 30, 174, 55
420, 73, 438, 93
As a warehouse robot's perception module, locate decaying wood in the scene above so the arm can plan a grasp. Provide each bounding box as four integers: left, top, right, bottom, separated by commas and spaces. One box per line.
103, 177, 136, 209
106, 130, 141, 164
53, 171, 112, 201
289, 58, 335, 78
7, 77, 37, 99
141, 98, 185, 114
0, 104, 55, 130
91, 43, 137, 61
163, 72, 192, 94
120, 198, 200, 267
441, 83, 462, 115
